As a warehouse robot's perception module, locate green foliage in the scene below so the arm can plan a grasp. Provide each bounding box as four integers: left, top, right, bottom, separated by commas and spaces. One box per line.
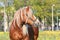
0, 15, 3, 20
14, 0, 24, 10
0, 7, 3, 20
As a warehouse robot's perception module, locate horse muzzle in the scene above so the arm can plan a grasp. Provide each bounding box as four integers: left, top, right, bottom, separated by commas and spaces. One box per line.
33, 19, 40, 27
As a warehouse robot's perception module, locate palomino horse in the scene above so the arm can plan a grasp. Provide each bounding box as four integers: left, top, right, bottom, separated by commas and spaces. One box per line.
9, 6, 40, 40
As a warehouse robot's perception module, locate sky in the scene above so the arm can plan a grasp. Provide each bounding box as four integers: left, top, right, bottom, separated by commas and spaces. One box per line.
0, 2, 4, 7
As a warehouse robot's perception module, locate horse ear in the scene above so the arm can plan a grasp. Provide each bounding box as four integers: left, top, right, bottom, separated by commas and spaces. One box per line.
26, 6, 30, 12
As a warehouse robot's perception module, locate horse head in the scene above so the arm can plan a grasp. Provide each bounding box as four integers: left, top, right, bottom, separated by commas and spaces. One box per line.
23, 6, 40, 27
14, 6, 40, 28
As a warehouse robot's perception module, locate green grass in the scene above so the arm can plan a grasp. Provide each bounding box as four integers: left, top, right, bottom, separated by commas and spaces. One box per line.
0, 32, 10, 40
37, 31, 60, 40
0, 31, 60, 40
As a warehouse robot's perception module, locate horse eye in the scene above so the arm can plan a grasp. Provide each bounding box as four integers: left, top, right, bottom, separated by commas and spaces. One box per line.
26, 14, 28, 16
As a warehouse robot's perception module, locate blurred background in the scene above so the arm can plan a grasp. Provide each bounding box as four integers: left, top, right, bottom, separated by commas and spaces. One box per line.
0, 0, 60, 40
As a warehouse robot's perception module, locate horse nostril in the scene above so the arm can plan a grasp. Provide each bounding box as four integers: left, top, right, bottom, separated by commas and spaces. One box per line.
38, 23, 39, 25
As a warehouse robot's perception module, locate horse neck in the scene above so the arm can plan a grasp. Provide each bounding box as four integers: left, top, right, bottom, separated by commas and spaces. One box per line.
12, 19, 23, 29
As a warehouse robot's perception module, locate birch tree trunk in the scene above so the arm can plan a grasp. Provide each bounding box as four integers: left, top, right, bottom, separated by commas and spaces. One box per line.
4, 0, 8, 32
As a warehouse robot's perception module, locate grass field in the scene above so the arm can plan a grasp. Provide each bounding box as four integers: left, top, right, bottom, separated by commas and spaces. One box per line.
0, 31, 60, 40
38, 31, 60, 40
0, 32, 9, 40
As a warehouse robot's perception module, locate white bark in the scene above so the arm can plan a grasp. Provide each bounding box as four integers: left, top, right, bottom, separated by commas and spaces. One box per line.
4, 6, 8, 32
4, 0, 8, 32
